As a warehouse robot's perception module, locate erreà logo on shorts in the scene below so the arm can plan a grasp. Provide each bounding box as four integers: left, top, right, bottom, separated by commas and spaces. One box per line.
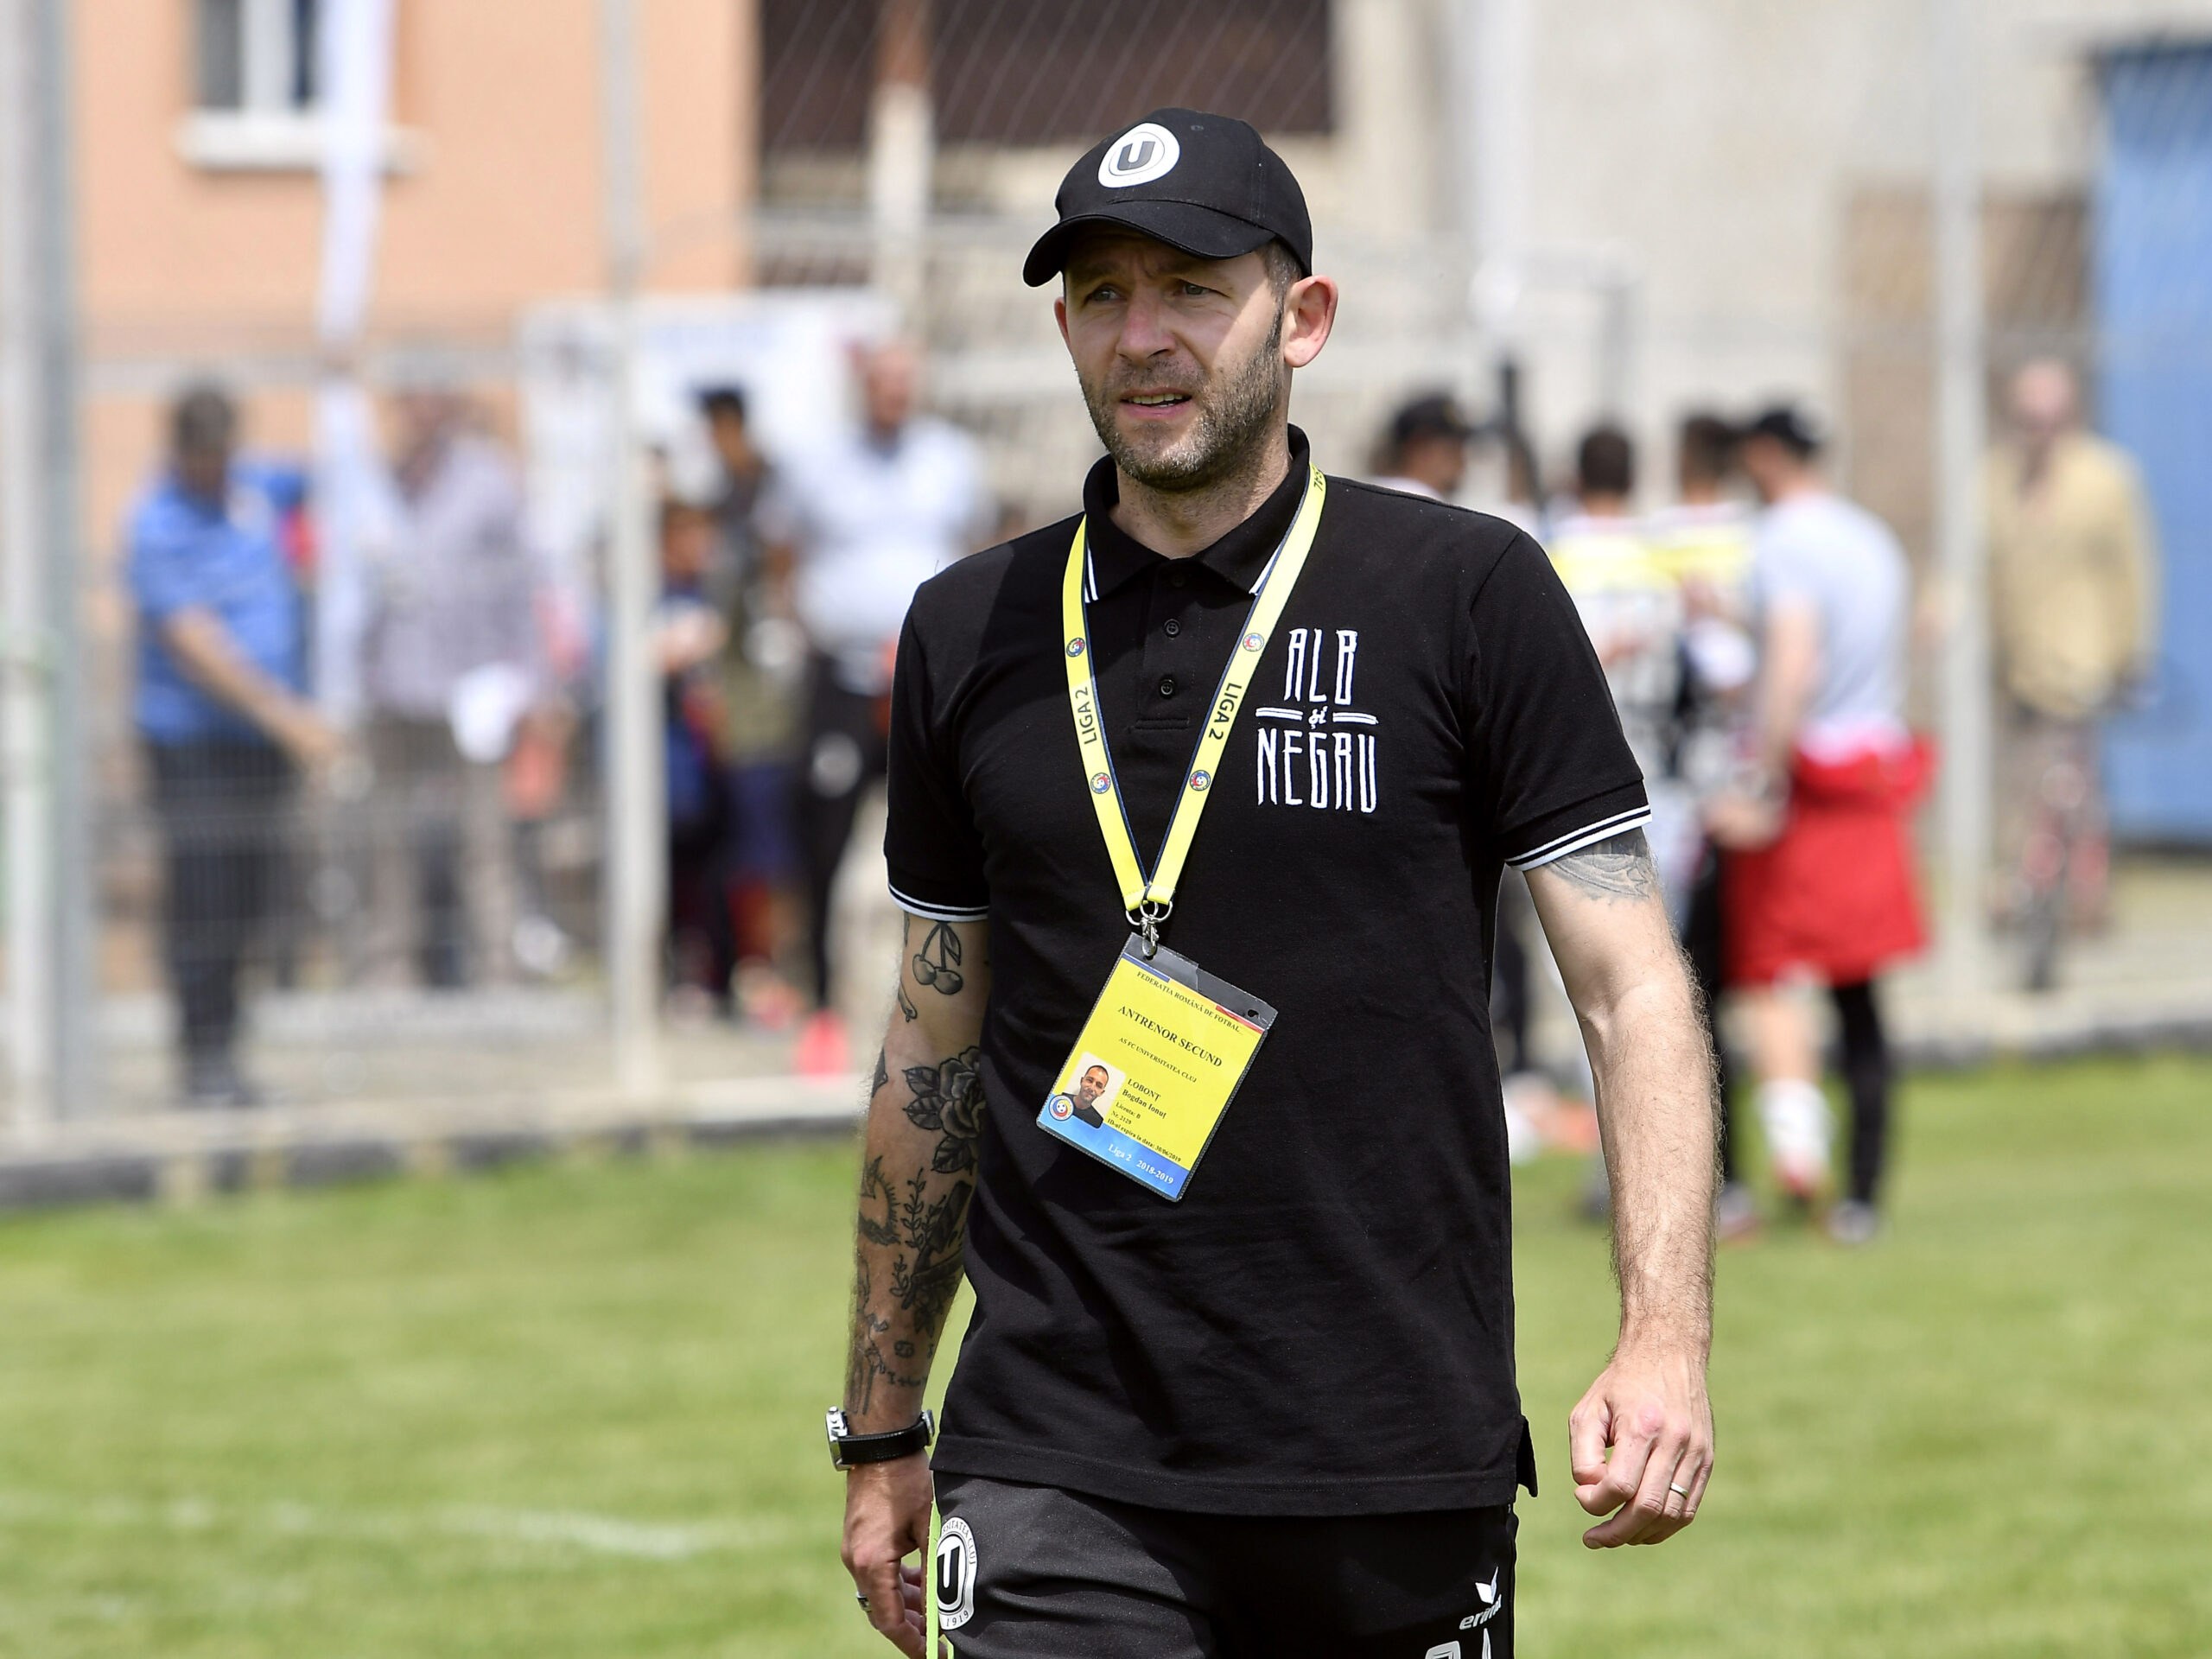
1098, 123, 1180, 188
934, 1516, 977, 1630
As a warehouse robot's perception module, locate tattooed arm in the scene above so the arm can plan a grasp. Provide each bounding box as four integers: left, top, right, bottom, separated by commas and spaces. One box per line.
1526, 830, 1718, 1552
842, 912, 990, 1657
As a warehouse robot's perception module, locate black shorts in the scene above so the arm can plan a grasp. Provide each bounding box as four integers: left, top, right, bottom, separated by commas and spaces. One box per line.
933, 1474, 1516, 1659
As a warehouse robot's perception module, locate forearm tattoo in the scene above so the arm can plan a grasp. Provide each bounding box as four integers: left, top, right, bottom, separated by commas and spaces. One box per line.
911, 920, 966, 995
1549, 829, 1659, 902
846, 1046, 988, 1414
896, 914, 919, 1021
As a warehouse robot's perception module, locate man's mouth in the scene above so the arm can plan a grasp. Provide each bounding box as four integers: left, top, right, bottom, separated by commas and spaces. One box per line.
1122, 391, 1192, 409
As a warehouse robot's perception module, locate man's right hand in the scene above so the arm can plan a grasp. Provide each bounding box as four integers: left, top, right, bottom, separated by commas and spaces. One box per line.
272, 704, 346, 772
842, 1454, 936, 1657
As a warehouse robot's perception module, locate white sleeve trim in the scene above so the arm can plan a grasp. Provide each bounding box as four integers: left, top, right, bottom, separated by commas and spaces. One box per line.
887, 882, 990, 923
1506, 805, 1654, 871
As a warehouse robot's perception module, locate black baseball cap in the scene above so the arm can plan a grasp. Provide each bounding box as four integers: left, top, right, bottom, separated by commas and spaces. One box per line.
1389, 394, 1472, 449
1742, 404, 1825, 457
1022, 108, 1313, 288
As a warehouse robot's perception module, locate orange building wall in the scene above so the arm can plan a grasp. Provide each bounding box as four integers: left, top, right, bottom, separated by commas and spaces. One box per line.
81, 0, 753, 335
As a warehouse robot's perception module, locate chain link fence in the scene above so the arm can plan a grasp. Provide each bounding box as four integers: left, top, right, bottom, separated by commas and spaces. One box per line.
19, 1, 2212, 1122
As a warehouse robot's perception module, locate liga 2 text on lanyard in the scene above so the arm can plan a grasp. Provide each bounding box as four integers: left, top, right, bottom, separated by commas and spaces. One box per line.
1060, 464, 1328, 955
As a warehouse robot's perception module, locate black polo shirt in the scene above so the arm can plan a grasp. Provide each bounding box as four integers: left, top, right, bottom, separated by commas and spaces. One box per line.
887, 428, 1647, 1516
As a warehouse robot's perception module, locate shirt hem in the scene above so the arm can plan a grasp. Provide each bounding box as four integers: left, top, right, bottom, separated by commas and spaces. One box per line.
1507, 804, 1654, 870
931, 1435, 1525, 1517
887, 881, 990, 923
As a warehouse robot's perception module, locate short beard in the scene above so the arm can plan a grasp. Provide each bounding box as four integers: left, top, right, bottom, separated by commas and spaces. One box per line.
1081, 299, 1287, 495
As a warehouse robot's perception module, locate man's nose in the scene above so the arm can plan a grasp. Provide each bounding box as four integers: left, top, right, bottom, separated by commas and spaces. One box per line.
1116, 288, 1177, 362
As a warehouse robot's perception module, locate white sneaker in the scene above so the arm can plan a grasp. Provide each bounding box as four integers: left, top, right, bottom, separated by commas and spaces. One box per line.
1826, 1198, 1879, 1246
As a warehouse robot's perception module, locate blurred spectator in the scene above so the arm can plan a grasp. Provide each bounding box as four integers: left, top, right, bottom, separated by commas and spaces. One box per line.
1648, 412, 1760, 1237
760, 339, 988, 1073
700, 386, 771, 588
1370, 393, 1471, 500
1986, 359, 2161, 988
696, 386, 804, 1025
1545, 423, 1697, 1219
1548, 424, 1700, 900
654, 498, 739, 1013
359, 389, 546, 988
1707, 405, 1930, 1246
127, 384, 339, 1106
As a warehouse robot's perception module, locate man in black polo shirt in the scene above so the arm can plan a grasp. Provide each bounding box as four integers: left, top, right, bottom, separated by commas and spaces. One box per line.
833, 111, 1717, 1659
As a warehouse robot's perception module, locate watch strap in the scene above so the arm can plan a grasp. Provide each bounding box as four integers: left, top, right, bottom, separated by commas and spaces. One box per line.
826, 1407, 936, 1469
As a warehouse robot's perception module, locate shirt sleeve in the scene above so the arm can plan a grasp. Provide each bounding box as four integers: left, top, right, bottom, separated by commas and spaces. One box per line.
752, 462, 804, 550
1463, 531, 1651, 869
884, 606, 990, 920
1751, 518, 1824, 615
129, 506, 204, 625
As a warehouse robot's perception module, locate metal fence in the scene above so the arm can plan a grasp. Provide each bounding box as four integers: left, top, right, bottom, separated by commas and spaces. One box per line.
6, 0, 2212, 1125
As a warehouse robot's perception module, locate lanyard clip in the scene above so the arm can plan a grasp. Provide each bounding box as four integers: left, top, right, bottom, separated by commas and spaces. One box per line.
1130, 899, 1173, 959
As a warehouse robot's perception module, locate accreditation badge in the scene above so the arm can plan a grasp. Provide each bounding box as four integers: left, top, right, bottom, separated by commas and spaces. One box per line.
1036, 937, 1275, 1200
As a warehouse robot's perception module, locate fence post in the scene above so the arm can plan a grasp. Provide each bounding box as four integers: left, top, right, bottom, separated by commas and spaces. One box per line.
0, 0, 52, 1130
1931, 0, 1992, 1008
4, 0, 92, 1122
598, 0, 664, 1102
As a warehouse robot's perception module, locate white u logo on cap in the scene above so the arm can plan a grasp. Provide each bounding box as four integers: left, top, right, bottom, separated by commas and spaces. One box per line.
1098, 123, 1180, 188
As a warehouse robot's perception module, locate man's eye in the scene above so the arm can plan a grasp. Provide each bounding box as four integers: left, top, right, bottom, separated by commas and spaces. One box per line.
1180, 283, 1210, 297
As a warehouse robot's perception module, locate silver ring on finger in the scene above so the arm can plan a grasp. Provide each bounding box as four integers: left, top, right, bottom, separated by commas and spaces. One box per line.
1669, 1483, 1691, 1499
855, 1592, 869, 1610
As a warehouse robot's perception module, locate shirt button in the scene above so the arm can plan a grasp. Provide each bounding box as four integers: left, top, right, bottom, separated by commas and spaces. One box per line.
1158, 676, 1177, 697
1168, 569, 1188, 588
1162, 618, 1181, 638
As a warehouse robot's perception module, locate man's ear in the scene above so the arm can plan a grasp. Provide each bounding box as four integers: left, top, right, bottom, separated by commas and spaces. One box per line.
1280, 274, 1339, 372
1053, 293, 1071, 348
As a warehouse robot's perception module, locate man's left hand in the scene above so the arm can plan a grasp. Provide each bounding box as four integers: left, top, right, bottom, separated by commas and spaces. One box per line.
1569, 1341, 1713, 1548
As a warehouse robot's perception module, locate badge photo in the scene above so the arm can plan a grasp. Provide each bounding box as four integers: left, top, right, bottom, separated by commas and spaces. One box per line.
1044, 1054, 1120, 1129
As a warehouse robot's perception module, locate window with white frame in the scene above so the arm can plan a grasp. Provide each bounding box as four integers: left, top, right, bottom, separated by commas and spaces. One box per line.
178, 0, 416, 173
194, 0, 321, 116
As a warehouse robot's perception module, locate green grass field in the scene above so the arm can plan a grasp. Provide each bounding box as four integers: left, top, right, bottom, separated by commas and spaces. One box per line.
0, 1053, 2206, 1657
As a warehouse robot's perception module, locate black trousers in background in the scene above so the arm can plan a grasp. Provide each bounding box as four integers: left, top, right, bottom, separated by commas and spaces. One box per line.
1830, 978, 1892, 1206
1682, 842, 1738, 1185
798, 659, 888, 1010
1491, 868, 1534, 1077
148, 740, 292, 1064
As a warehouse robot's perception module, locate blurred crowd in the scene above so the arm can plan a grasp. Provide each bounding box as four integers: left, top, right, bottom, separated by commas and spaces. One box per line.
125, 339, 989, 1107
127, 344, 2154, 1161
649, 339, 990, 1077
1385, 359, 2158, 1244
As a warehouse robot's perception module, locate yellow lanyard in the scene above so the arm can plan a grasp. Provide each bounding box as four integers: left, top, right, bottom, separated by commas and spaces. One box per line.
1060, 465, 1327, 952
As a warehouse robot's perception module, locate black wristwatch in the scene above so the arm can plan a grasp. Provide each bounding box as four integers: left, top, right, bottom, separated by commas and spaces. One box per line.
826, 1407, 935, 1470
